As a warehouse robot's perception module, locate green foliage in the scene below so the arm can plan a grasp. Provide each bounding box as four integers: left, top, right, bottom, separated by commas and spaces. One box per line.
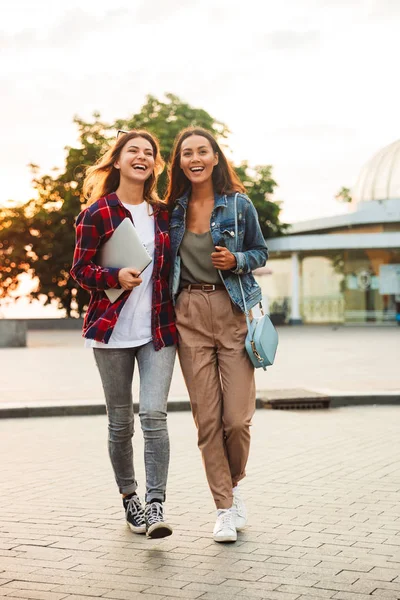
0, 203, 30, 297
335, 186, 352, 203
0, 94, 286, 317
234, 162, 288, 238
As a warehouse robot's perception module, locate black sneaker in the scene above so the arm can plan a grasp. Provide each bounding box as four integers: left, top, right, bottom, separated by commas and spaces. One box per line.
123, 493, 146, 534
144, 501, 173, 539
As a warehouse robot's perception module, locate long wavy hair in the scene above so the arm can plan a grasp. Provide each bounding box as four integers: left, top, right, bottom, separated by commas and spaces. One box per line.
83, 130, 165, 206
165, 127, 245, 207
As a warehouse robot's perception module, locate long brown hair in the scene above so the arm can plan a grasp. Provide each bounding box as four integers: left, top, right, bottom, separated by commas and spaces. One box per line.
165, 127, 245, 207
83, 130, 165, 206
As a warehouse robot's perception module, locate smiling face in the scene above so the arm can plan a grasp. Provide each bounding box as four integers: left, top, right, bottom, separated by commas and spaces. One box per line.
180, 135, 218, 186
114, 136, 155, 183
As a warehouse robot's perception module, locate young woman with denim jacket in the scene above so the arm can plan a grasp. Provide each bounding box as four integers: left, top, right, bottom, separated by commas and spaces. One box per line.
166, 127, 268, 543
70, 130, 177, 539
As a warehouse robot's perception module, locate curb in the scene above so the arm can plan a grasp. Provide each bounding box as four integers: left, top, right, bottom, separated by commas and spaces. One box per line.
0, 391, 398, 419
0, 399, 190, 419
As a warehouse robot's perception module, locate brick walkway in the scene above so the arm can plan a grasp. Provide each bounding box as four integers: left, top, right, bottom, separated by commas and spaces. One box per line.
1, 406, 400, 599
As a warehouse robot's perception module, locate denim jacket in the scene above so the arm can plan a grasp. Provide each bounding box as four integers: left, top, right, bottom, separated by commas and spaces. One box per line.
169, 191, 269, 312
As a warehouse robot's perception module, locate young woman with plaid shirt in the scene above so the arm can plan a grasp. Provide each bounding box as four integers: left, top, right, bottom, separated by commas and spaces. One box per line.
71, 130, 177, 539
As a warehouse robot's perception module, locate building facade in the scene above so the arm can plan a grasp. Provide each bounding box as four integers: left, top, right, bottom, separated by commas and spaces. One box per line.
261, 140, 400, 325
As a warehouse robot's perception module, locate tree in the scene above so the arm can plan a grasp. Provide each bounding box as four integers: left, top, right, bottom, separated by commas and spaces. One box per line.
335, 186, 352, 203
234, 162, 288, 238
0, 94, 286, 317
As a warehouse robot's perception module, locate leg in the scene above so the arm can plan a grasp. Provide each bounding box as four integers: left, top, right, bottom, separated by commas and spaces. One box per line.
215, 299, 256, 488
93, 348, 137, 495
176, 289, 233, 510
219, 349, 255, 487
136, 341, 176, 503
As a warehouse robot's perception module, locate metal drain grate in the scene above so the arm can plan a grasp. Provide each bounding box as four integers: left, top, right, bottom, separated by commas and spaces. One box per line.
268, 399, 330, 410
256, 390, 330, 411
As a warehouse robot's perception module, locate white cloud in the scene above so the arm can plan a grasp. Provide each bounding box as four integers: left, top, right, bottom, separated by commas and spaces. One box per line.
134, 0, 199, 24
0, 7, 133, 49
257, 30, 321, 50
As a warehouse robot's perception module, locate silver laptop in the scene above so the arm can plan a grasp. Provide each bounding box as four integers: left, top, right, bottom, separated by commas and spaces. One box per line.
97, 218, 152, 302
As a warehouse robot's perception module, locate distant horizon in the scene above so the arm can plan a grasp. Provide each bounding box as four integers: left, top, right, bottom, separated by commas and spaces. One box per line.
1, 297, 65, 319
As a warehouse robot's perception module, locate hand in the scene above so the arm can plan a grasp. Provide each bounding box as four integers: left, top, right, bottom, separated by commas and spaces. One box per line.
118, 268, 143, 290
211, 246, 237, 271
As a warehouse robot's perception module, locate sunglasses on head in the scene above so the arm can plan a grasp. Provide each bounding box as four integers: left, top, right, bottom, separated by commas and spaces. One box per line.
117, 129, 129, 139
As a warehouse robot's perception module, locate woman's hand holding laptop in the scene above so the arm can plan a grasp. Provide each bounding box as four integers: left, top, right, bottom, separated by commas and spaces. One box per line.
118, 268, 143, 291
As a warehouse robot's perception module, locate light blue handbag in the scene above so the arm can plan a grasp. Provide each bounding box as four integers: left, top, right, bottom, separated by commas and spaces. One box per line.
234, 194, 278, 370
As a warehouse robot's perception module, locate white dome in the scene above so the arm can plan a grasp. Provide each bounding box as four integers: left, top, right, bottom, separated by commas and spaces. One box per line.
352, 139, 400, 203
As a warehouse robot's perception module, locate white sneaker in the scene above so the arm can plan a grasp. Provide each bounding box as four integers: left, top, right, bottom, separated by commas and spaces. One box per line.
213, 509, 237, 543
232, 486, 247, 531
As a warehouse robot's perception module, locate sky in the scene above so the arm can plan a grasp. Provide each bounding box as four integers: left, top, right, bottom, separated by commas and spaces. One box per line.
2, 0, 400, 224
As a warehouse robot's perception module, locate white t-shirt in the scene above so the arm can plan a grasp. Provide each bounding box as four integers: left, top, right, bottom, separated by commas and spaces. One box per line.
86, 201, 155, 349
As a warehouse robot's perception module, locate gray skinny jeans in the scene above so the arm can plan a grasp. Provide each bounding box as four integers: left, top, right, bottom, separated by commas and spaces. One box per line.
93, 342, 176, 502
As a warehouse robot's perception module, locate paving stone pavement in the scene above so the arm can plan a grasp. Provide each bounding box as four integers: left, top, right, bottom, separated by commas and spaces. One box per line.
1, 327, 400, 411
1, 406, 400, 599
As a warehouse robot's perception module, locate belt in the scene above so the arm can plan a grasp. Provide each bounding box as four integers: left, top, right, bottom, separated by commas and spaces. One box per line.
183, 284, 225, 292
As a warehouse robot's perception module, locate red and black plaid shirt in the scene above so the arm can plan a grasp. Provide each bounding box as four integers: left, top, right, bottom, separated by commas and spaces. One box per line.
70, 193, 177, 349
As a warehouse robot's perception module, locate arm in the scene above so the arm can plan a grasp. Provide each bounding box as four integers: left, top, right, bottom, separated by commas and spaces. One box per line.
231, 197, 269, 275
70, 209, 121, 292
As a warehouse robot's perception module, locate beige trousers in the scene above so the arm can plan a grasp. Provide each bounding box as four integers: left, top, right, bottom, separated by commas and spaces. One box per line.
176, 288, 256, 509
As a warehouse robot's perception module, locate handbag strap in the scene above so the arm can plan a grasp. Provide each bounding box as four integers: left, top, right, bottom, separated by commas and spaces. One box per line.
233, 193, 252, 333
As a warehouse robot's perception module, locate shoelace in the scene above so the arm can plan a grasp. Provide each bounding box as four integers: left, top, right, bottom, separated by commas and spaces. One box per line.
218, 509, 235, 529
126, 495, 145, 526
145, 501, 164, 526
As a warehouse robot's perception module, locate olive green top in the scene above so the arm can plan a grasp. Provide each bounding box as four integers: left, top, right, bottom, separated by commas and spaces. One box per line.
179, 229, 221, 286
